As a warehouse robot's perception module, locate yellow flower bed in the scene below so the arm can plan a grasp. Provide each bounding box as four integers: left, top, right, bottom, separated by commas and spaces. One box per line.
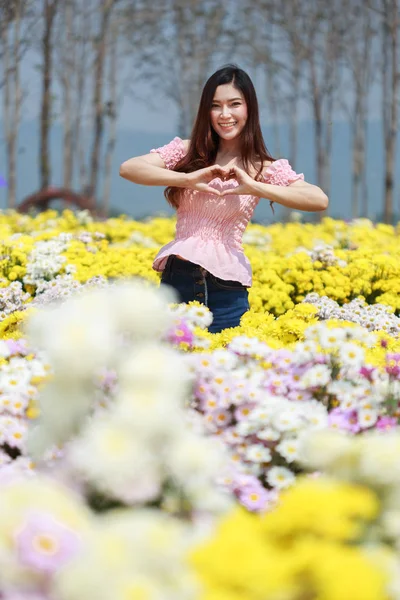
1, 210, 400, 360
191, 477, 393, 600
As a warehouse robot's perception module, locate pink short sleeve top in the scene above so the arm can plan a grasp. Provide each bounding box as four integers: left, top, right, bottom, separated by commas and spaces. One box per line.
150, 137, 304, 286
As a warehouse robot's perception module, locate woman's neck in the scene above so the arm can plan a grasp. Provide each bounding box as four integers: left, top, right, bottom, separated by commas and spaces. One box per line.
217, 138, 241, 157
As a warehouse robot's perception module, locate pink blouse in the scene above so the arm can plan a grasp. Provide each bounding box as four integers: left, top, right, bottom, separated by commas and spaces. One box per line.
150, 136, 304, 286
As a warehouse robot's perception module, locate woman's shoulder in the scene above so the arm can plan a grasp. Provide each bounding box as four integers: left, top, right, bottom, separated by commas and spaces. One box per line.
262, 158, 305, 185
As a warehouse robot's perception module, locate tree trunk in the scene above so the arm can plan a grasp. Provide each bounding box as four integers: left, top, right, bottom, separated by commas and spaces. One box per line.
40, 0, 59, 190
102, 23, 118, 217
1, 15, 12, 204
62, 0, 74, 188
382, 0, 398, 224
74, 3, 91, 191
88, 0, 116, 199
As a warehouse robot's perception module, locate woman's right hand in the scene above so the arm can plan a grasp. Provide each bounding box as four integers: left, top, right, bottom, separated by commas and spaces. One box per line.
184, 165, 230, 195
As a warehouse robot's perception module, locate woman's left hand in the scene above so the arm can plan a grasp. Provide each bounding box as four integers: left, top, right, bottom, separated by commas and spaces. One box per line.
219, 165, 257, 196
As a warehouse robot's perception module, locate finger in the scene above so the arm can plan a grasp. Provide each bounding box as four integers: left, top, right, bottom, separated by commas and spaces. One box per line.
206, 187, 221, 196
197, 184, 220, 196
220, 187, 237, 197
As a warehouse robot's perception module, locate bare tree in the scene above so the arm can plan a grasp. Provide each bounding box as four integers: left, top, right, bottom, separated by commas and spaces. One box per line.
137, 0, 229, 138
301, 1, 346, 200
54, 0, 75, 189
373, 0, 400, 223
0, 0, 33, 207
101, 20, 118, 216
87, 0, 121, 198
339, 1, 376, 218
39, 0, 61, 189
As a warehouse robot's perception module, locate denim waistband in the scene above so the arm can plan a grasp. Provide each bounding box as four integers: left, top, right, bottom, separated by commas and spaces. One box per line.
165, 255, 208, 276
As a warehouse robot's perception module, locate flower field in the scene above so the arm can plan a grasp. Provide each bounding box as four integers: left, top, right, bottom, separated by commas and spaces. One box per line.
2, 209, 400, 598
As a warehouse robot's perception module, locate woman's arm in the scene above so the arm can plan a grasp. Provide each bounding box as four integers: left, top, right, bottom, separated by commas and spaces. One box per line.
119, 153, 188, 187
220, 165, 329, 212
119, 139, 190, 187
251, 179, 329, 212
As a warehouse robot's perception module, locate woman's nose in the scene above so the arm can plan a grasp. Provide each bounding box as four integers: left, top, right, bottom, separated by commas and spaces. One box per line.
220, 106, 230, 117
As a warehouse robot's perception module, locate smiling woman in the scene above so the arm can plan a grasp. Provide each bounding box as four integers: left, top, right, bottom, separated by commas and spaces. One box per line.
119, 64, 328, 334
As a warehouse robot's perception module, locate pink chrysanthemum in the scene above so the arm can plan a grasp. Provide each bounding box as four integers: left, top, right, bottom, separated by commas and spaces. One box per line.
15, 512, 81, 573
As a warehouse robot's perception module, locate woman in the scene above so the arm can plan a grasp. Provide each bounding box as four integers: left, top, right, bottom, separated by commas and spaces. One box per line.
120, 64, 328, 333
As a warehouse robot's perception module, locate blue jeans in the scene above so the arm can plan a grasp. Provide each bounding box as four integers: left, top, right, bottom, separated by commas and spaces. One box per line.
160, 255, 250, 334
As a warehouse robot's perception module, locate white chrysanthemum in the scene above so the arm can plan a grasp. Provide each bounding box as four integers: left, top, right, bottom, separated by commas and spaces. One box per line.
184, 304, 213, 329
267, 466, 295, 489
228, 336, 262, 356
167, 432, 228, 484
273, 410, 303, 433
318, 327, 347, 349
357, 433, 400, 486
257, 427, 280, 441
276, 438, 300, 463
68, 417, 162, 504
358, 408, 378, 429
291, 340, 319, 364
26, 295, 116, 378
210, 348, 239, 371
339, 342, 365, 367
236, 420, 259, 436
244, 444, 272, 463
298, 429, 354, 472
54, 510, 198, 600
300, 364, 331, 388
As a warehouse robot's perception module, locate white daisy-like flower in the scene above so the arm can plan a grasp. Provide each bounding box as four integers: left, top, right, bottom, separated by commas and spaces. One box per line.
185, 304, 213, 328
245, 444, 272, 463
267, 466, 295, 489
300, 364, 331, 388
5, 419, 27, 448
257, 427, 280, 441
211, 348, 239, 371
358, 408, 378, 429
339, 342, 365, 367
235, 419, 260, 437
0, 372, 31, 393
273, 410, 303, 432
228, 336, 261, 357
276, 439, 300, 463
318, 327, 347, 349
9, 394, 29, 416
291, 340, 319, 365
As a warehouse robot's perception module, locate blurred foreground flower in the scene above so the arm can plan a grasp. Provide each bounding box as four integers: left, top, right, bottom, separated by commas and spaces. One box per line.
192, 476, 399, 600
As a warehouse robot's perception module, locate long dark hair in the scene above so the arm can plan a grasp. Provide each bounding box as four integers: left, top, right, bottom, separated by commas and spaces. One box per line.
165, 64, 275, 209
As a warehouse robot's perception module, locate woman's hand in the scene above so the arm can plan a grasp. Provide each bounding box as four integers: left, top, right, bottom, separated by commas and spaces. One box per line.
184, 165, 229, 195
219, 165, 257, 197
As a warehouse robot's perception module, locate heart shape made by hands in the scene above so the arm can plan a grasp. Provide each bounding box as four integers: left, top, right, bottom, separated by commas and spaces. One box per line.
211, 165, 237, 182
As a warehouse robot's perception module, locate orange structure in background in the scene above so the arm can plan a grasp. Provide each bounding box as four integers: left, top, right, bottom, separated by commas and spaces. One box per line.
17, 187, 98, 215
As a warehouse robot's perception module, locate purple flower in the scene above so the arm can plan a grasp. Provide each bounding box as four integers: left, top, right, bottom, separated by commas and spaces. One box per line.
376, 416, 398, 430
15, 511, 82, 573
165, 319, 194, 347
328, 408, 360, 433
5, 339, 28, 356
238, 481, 274, 512
0, 175, 7, 187
359, 366, 376, 382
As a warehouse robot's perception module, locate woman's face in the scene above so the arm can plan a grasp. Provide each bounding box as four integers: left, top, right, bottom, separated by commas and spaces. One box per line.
210, 83, 248, 141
